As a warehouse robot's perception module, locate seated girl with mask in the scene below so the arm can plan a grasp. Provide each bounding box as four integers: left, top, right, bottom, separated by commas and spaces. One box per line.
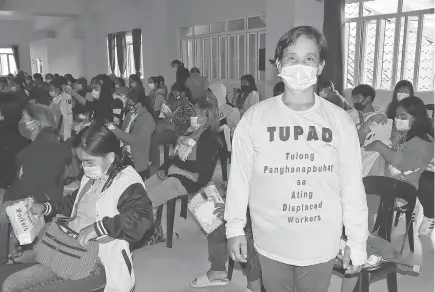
1, 123, 153, 292
145, 96, 221, 242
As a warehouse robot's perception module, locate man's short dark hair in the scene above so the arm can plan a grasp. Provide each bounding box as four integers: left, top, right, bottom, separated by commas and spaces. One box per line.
270, 26, 327, 66
190, 67, 200, 74
33, 73, 43, 82
76, 77, 87, 87
352, 84, 376, 102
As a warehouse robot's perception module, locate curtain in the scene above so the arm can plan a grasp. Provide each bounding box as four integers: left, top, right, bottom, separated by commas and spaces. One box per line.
132, 28, 142, 77
116, 32, 127, 77
11, 45, 20, 71
107, 33, 116, 74
320, 0, 345, 94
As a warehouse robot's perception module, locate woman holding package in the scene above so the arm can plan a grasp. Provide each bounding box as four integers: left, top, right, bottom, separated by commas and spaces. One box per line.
145, 95, 221, 242
1, 123, 153, 292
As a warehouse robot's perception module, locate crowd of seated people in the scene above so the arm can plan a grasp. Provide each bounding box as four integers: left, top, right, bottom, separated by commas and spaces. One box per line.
0, 27, 433, 292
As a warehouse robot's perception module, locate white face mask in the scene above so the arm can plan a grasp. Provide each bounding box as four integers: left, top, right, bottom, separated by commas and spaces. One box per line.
149, 84, 155, 90
83, 165, 105, 180
190, 116, 201, 131
92, 89, 100, 100
395, 118, 411, 131
278, 64, 318, 93
397, 93, 410, 102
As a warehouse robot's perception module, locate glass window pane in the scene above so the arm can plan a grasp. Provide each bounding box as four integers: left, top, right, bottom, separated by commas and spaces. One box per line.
194, 25, 209, 36
228, 19, 245, 31
219, 36, 226, 80
259, 32, 266, 81
0, 55, 8, 75
345, 2, 360, 18
179, 27, 193, 37
210, 22, 226, 34
211, 37, 218, 80
403, 0, 434, 12
380, 18, 396, 89
203, 38, 210, 78
0, 48, 13, 54
9, 55, 17, 75
126, 34, 132, 44
228, 35, 236, 80
247, 33, 257, 78
363, 0, 399, 17
418, 14, 434, 90
187, 39, 194, 70
248, 16, 266, 29
345, 22, 357, 88
238, 35, 245, 79
195, 39, 202, 69
361, 20, 377, 86
181, 40, 188, 67
396, 17, 406, 83
403, 16, 419, 84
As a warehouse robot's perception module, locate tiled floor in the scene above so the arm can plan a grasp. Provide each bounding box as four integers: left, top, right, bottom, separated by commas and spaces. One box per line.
133, 163, 435, 292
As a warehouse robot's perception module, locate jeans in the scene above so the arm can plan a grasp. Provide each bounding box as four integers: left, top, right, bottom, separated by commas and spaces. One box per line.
1, 263, 106, 292
208, 211, 261, 282
417, 171, 434, 218
258, 255, 335, 292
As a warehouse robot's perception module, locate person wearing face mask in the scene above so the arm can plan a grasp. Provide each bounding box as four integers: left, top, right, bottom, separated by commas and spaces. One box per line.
234, 75, 259, 117
109, 88, 156, 181
365, 96, 433, 219
185, 68, 210, 104
3, 104, 72, 203
147, 77, 166, 119
318, 80, 351, 110
386, 80, 414, 120
157, 76, 168, 99
1, 123, 153, 292
145, 97, 221, 244
48, 77, 73, 140
225, 26, 369, 292
171, 60, 190, 85
149, 83, 194, 170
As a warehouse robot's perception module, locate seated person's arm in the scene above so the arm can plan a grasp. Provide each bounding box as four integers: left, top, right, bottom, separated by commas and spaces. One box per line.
357, 113, 385, 146
43, 189, 78, 217
111, 115, 155, 146
94, 183, 153, 243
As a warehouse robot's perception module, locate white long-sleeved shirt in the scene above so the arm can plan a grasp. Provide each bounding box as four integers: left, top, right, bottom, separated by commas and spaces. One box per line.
224, 94, 368, 266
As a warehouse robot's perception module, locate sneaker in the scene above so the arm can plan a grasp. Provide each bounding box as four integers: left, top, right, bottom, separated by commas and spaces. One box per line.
418, 216, 435, 236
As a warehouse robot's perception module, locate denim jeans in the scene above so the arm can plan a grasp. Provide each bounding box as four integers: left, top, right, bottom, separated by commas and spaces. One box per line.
1, 263, 106, 292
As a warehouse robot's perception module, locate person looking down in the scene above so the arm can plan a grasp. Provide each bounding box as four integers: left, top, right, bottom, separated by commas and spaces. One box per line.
224, 26, 368, 292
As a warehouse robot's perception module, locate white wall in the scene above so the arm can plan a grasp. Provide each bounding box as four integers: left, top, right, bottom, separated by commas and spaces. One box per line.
29, 39, 49, 74
0, 20, 35, 73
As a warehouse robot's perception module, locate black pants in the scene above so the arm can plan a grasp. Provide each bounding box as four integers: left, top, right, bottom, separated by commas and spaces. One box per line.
417, 171, 434, 218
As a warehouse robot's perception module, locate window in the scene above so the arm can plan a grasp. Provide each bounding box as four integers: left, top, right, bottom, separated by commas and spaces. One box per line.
344, 0, 434, 91
179, 15, 266, 82
34, 59, 43, 74
108, 33, 143, 78
0, 48, 17, 76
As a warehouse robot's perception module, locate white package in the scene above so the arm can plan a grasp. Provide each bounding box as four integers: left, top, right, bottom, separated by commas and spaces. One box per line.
6, 198, 45, 245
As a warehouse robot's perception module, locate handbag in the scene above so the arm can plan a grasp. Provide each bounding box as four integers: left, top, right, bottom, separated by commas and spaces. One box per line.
155, 104, 184, 133
34, 180, 107, 280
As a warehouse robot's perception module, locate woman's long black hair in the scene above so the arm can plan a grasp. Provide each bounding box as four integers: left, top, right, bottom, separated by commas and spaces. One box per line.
94, 75, 114, 124
400, 96, 433, 142
236, 74, 257, 110
387, 80, 414, 119
80, 123, 133, 191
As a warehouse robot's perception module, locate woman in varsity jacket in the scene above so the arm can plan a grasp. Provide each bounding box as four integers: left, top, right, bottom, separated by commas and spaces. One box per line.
1, 124, 153, 292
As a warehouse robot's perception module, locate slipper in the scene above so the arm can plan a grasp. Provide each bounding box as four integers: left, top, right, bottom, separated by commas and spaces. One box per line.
190, 274, 229, 288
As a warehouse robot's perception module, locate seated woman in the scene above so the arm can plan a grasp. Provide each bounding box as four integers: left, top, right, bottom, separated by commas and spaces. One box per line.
191, 205, 262, 292
1, 123, 153, 292
386, 80, 414, 120
109, 88, 156, 181
145, 97, 221, 242
48, 77, 74, 141
148, 76, 166, 119
3, 104, 72, 203
149, 83, 194, 168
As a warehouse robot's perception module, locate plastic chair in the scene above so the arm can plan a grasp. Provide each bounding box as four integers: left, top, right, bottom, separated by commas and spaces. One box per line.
426, 104, 434, 119
334, 176, 416, 292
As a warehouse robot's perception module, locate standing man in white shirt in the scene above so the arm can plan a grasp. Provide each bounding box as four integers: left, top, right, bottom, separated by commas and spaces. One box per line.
225, 26, 368, 292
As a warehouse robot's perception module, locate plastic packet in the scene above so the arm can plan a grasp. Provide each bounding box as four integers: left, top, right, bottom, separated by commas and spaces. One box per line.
6, 197, 45, 245
188, 183, 225, 234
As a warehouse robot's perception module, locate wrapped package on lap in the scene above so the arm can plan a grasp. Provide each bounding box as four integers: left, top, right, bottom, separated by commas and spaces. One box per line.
188, 183, 225, 234
6, 198, 45, 245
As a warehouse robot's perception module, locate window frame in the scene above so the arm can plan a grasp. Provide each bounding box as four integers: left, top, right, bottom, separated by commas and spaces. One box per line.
0, 48, 16, 76
107, 32, 144, 78
344, 0, 434, 91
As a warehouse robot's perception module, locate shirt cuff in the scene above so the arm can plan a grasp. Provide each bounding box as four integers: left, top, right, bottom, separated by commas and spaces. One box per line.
347, 239, 368, 266
225, 224, 245, 239
43, 202, 52, 216
94, 220, 108, 237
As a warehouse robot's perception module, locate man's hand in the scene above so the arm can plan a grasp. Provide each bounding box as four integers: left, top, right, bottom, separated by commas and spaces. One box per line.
31, 203, 45, 217
343, 246, 363, 275
77, 225, 98, 246
227, 235, 248, 263
157, 170, 167, 180
213, 203, 225, 221
63, 86, 74, 95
